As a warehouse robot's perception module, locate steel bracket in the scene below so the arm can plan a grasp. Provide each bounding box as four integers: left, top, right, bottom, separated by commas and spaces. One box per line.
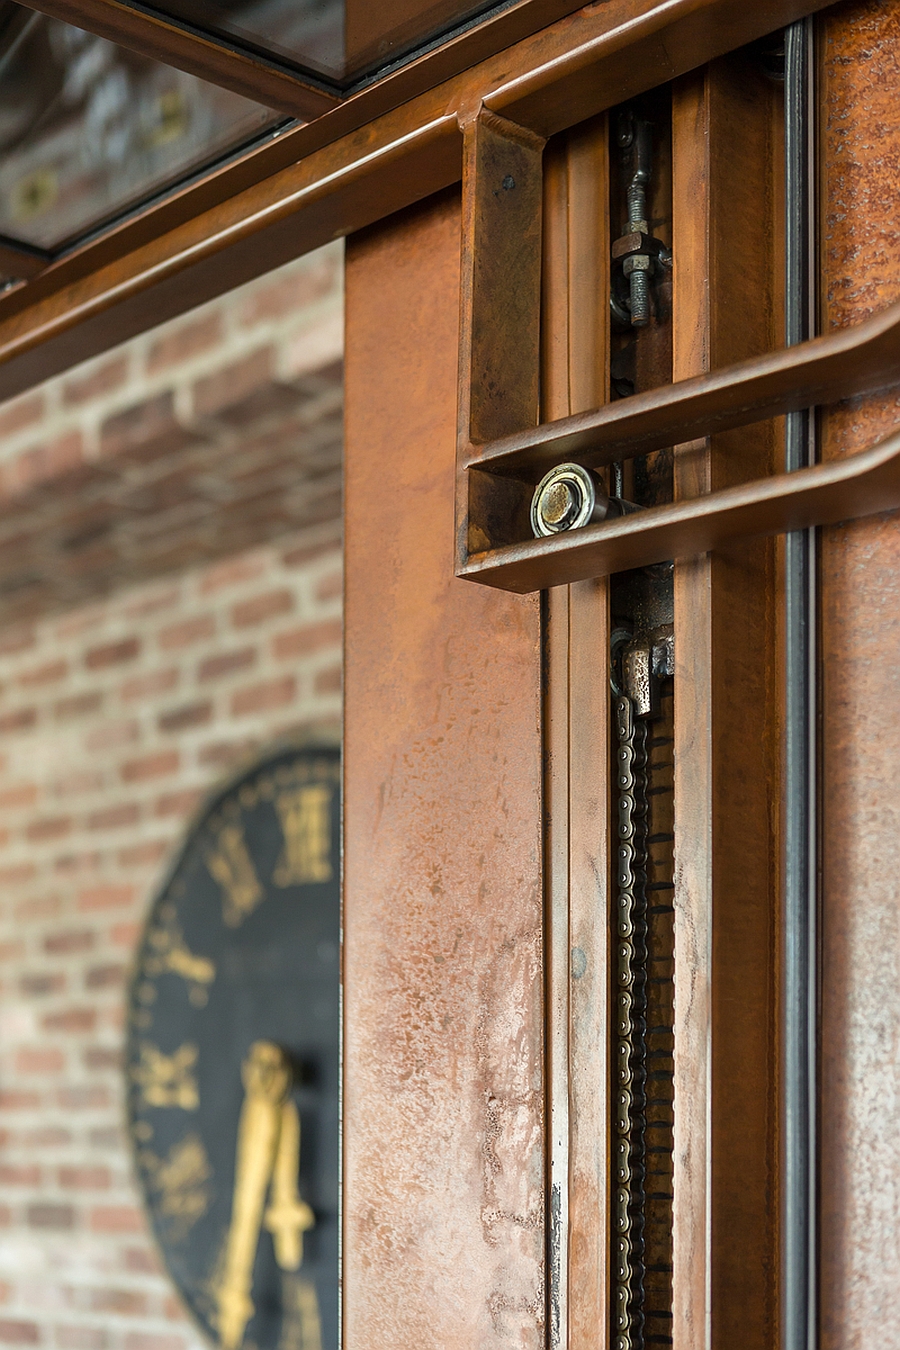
455, 110, 900, 594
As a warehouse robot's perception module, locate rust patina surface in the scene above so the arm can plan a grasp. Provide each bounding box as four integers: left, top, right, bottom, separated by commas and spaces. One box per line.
671, 55, 782, 1350
819, 5, 900, 1346
343, 190, 545, 1348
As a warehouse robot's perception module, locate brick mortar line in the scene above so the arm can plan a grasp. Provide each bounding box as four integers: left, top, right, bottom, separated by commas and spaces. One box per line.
0, 247, 342, 476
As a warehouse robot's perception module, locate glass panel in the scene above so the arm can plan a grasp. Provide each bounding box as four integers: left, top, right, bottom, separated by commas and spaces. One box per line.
0, 2, 281, 253
139, 0, 499, 86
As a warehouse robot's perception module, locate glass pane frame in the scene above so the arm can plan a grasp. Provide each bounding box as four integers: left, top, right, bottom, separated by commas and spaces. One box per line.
0, 3, 283, 254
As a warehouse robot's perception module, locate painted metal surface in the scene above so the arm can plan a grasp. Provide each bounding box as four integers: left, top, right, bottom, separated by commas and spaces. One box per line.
343, 190, 545, 1348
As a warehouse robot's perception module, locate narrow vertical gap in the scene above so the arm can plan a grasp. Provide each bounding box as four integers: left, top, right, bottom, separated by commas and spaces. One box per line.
608, 88, 675, 1350
608, 90, 673, 506
783, 18, 817, 1350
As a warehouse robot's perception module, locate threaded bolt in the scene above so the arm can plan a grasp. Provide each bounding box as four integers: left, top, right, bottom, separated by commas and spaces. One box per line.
628, 268, 650, 326
623, 254, 652, 328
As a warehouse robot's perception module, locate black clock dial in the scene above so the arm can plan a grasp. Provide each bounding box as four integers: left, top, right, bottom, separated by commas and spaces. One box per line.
126, 746, 340, 1350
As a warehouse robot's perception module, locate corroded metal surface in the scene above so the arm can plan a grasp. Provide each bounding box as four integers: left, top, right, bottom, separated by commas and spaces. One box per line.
671, 55, 782, 1350
343, 191, 544, 1348
0, 0, 836, 412
540, 122, 612, 1350
819, 5, 900, 1345
459, 109, 545, 448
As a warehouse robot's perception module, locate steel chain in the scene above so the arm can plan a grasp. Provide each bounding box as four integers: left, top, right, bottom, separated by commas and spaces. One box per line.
613, 693, 649, 1350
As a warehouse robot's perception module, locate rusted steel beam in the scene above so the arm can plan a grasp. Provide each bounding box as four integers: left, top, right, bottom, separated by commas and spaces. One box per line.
818, 3, 900, 1341
456, 109, 545, 563
463, 294, 900, 477
344, 189, 545, 1350
458, 425, 900, 590
0, 0, 832, 398
458, 110, 544, 447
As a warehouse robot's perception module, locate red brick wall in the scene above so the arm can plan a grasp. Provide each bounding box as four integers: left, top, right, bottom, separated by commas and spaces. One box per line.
0, 243, 342, 625
0, 248, 342, 1348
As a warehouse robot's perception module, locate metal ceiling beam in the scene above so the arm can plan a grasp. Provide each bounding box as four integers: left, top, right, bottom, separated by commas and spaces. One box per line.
0, 0, 835, 402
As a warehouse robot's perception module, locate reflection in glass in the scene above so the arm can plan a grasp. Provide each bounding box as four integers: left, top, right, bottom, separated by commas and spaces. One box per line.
0, 3, 282, 253
144, 0, 498, 85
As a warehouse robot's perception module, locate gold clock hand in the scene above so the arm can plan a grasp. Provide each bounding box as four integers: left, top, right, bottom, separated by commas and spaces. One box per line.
282, 1275, 323, 1350
264, 1097, 315, 1270
216, 1042, 292, 1350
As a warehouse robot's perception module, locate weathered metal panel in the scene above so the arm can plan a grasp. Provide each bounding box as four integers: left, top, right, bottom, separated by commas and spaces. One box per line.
819, 6, 900, 1344
671, 55, 782, 1350
343, 189, 545, 1349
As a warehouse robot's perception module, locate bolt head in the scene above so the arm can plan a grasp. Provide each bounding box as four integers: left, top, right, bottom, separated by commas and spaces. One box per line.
530, 462, 609, 538
539, 480, 578, 529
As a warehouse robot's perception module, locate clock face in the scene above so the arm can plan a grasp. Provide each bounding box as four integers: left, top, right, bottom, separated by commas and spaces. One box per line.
125, 747, 340, 1350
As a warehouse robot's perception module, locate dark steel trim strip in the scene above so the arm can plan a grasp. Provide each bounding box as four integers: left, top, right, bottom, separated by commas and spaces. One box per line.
783, 19, 817, 1350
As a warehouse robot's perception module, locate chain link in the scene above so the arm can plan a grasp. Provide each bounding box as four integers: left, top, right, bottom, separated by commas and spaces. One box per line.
613, 693, 649, 1350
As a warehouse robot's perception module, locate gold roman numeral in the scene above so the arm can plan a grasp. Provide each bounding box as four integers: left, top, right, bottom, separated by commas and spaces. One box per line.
273, 785, 333, 886
132, 1042, 199, 1110
207, 824, 263, 927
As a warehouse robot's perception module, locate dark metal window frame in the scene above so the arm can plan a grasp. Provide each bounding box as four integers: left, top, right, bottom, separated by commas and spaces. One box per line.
18, 0, 590, 113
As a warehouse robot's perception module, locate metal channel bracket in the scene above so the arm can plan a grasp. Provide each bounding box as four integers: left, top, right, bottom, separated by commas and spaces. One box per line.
455, 110, 900, 595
